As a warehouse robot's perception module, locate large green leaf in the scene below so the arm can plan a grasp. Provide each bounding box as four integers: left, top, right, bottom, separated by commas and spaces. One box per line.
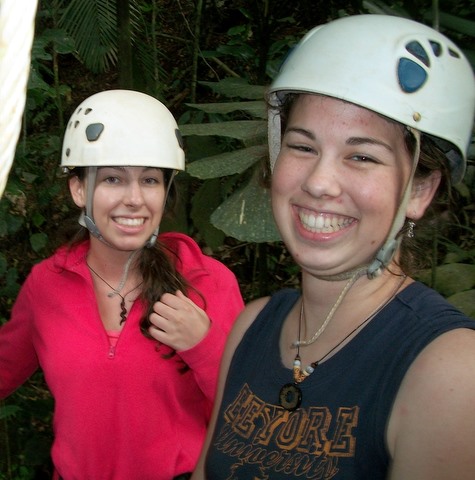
187, 144, 267, 179
447, 289, 475, 319
418, 263, 475, 297
182, 79, 272, 243
362, 0, 410, 16
190, 179, 226, 249
185, 101, 267, 119
424, 11, 475, 37
198, 78, 266, 100
211, 170, 280, 243
180, 120, 266, 143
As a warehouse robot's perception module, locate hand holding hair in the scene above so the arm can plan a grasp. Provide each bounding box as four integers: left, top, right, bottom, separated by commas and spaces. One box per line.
148, 290, 211, 351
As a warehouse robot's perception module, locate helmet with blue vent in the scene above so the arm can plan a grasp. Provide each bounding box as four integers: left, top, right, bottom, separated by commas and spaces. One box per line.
268, 14, 475, 279
268, 14, 475, 184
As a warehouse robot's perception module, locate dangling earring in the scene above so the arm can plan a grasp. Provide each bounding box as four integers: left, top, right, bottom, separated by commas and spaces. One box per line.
407, 220, 416, 238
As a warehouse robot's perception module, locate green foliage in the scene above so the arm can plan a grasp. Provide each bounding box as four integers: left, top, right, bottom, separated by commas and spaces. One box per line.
1, 0, 474, 477
190, 178, 227, 248
182, 77, 280, 244
0, 254, 20, 300
60, 0, 121, 73
0, 404, 21, 421
182, 2, 475, 319
210, 169, 279, 242
419, 263, 475, 296
0, 378, 54, 479
59, 0, 170, 93
364, 0, 475, 65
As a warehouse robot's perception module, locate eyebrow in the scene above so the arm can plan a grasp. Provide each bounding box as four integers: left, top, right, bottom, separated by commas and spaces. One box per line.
286, 128, 393, 152
97, 166, 161, 172
97, 166, 126, 172
346, 136, 393, 152
285, 127, 315, 140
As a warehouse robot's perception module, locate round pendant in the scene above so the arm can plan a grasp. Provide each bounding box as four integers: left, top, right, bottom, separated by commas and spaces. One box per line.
279, 383, 302, 411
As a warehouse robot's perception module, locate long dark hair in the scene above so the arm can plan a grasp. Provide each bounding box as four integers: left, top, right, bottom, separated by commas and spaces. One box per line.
64, 167, 196, 367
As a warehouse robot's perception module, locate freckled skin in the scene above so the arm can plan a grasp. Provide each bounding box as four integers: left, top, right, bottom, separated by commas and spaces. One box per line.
271, 95, 411, 278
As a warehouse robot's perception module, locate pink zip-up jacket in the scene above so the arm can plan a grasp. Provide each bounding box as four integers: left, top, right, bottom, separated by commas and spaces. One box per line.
0, 232, 244, 480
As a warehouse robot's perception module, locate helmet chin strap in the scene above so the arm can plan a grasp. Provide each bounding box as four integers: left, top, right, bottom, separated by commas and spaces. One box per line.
79, 167, 103, 240
79, 167, 178, 249
145, 170, 177, 248
268, 101, 282, 172
366, 128, 421, 279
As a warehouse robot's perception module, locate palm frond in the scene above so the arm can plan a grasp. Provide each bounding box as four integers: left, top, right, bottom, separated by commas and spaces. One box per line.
60, 0, 117, 72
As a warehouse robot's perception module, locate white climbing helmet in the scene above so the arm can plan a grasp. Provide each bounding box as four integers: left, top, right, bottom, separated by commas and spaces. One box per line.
61, 90, 185, 246
268, 14, 475, 184
268, 14, 475, 278
61, 89, 185, 171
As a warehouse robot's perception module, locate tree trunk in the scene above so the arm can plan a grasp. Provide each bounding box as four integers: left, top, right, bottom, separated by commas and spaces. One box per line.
117, 0, 133, 89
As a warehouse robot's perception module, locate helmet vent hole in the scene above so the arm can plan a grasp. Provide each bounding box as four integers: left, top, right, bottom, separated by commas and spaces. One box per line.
429, 41, 442, 57
405, 41, 430, 67
74, 121, 79, 128
397, 58, 428, 93
65, 148, 71, 157
86, 123, 104, 142
85, 108, 93, 115
448, 48, 460, 58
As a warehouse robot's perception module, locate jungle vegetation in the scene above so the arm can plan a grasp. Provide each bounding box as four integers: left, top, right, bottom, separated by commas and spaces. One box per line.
1, 0, 474, 477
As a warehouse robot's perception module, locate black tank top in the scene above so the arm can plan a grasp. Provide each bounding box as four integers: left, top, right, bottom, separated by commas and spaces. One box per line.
205, 282, 475, 479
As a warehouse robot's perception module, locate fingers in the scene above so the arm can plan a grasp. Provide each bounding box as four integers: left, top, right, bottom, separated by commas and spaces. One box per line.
154, 290, 193, 314
147, 291, 210, 351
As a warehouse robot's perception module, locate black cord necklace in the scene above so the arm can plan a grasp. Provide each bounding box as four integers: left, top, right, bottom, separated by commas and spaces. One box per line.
87, 261, 143, 325
279, 274, 407, 411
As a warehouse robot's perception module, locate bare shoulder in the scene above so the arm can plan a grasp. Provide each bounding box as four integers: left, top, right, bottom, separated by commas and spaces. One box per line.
224, 296, 271, 354
387, 327, 475, 479
237, 296, 271, 325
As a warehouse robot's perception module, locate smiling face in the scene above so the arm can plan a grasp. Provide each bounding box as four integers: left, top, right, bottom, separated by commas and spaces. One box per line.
271, 94, 415, 277
70, 166, 166, 251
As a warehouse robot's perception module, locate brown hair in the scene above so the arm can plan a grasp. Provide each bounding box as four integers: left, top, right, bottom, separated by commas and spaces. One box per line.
64, 167, 195, 370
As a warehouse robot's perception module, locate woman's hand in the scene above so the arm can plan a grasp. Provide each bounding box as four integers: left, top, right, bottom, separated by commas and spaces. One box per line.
147, 290, 210, 351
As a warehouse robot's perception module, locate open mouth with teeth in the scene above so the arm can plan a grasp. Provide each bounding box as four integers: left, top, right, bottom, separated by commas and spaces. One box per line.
298, 211, 354, 234
114, 217, 145, 227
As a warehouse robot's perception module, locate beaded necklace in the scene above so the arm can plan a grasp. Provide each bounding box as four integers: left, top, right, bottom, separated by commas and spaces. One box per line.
292, 267, 366, 348
279, 274, 407, 411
